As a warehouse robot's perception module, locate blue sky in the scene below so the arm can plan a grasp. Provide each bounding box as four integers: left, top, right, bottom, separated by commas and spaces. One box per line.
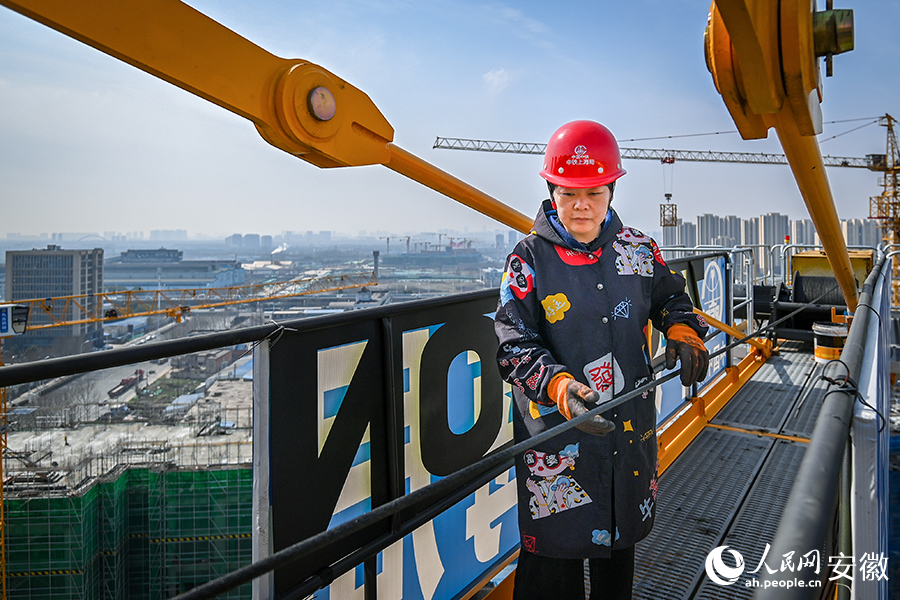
0, 1, 896, 239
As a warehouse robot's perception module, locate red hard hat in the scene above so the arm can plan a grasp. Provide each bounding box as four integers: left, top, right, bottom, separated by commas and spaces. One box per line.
539, 120, 627, 188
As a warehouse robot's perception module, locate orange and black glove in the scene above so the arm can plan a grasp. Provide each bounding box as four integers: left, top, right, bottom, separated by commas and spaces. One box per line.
548, 374, 615, 436
665, 323, 709, 386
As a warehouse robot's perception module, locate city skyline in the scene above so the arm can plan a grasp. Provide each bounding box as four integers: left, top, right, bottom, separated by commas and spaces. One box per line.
662, 212, 882, 249
0, 209, 886, 256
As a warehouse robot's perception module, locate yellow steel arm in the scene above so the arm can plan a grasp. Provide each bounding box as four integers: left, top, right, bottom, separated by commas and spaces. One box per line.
1, 0, 772, 338
706, 0, 859, 311
0, 0, 533, 233
1, 0, 391, 168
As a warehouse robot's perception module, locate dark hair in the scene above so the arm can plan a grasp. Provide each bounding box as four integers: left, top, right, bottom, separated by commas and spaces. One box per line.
547, 180, 616, 200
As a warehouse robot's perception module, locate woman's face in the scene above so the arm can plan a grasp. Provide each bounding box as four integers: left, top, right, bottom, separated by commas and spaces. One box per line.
553, 185, 611, 243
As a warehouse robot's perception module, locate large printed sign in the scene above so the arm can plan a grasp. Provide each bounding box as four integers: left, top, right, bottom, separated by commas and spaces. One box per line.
654, 255, 728, 422
255, 293, 518, 600
254, 254, 729, 598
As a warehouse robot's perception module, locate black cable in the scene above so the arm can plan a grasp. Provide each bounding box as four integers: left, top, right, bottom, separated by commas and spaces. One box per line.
621, 130, 738, 142
819, 359, 885, 433
237, 321, 296, 360
823, 116, 882, 124
819, 120, 879, 144
854, 302, 881, 327
620, 117, 877, 143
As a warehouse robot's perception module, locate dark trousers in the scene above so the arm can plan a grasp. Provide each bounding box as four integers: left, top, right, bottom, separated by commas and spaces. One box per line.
512, 546, 635, 600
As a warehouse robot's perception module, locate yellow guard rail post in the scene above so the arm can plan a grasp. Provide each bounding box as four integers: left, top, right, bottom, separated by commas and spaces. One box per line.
705, 0, 858, 311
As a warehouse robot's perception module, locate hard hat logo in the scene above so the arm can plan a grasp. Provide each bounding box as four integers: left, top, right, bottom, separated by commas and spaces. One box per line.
540, 120, 627, 188
567, 154, 595, 166
568, 145, 596, 167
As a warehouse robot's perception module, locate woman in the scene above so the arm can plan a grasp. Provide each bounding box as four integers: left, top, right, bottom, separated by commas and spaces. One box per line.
494, 120, 709, 599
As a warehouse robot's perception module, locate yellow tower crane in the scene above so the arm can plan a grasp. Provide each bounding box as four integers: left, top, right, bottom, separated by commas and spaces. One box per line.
867, 114, 900, 242
13, 271, 376, 332
866, 113, 900, 301
434, 127, 884, 230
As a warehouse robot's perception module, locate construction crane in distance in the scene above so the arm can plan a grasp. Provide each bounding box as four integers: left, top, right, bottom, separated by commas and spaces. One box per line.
13, 271, 377, 332
867, 114, 900, 244
433, 135, 872, 168
434, 121, 889, 229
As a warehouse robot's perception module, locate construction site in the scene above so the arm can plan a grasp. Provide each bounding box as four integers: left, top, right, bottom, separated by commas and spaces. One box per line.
0, 260, 499, 598
0, 255, 397, 599
4, 314, 256, 599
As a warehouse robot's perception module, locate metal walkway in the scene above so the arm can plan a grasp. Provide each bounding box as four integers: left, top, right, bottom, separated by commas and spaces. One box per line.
634, 343, 830, 599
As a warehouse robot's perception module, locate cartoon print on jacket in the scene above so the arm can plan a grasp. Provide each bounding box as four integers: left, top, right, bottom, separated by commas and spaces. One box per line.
592, 527, 621, 547
617, 227, 652, 244
649, 458, 660, 500
639, 496, 654, 522
500, 254, 536, 304
541, 293, 571, 323
500, 254, 534, 304
613, 241, 654, 277
613, 227, 656, 277
651, 240, 667, 265
523, 444, 592, 519
582, 353, 625, 402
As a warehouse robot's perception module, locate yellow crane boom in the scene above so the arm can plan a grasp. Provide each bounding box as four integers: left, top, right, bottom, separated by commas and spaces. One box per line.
15, 272, 377, 331
0, 0, 533, 234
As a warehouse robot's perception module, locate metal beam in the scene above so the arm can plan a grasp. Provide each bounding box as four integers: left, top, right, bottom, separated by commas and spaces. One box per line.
707, 0, 859, 311
433, 137, 869, 168
0, 0, 533, 235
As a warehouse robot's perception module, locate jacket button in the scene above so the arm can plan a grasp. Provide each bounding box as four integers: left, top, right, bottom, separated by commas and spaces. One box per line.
601, 316, 609, 324
596, 283, 604, 290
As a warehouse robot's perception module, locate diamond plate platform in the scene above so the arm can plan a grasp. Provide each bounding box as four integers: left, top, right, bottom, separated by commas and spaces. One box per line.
634, 346, 822, 599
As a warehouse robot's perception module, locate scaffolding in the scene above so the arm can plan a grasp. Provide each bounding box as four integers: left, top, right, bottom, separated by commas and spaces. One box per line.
4, 441, 252, 599
148, 469, 252, 599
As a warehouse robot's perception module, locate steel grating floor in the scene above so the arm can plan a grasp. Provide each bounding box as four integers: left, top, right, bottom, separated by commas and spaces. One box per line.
634, 344, 821, 599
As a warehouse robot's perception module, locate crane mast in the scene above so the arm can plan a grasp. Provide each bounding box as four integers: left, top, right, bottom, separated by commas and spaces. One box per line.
867, 114, 900, 242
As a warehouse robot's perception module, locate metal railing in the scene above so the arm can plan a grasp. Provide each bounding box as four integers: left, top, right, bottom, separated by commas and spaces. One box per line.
780, 244, 879, 285
756, 253, 891, 599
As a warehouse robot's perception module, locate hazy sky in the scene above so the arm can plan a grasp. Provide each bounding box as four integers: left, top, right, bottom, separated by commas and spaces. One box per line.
0, 1, 896, 239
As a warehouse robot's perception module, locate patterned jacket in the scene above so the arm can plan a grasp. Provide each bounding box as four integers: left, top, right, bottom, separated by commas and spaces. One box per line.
494, 201, 707, 558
